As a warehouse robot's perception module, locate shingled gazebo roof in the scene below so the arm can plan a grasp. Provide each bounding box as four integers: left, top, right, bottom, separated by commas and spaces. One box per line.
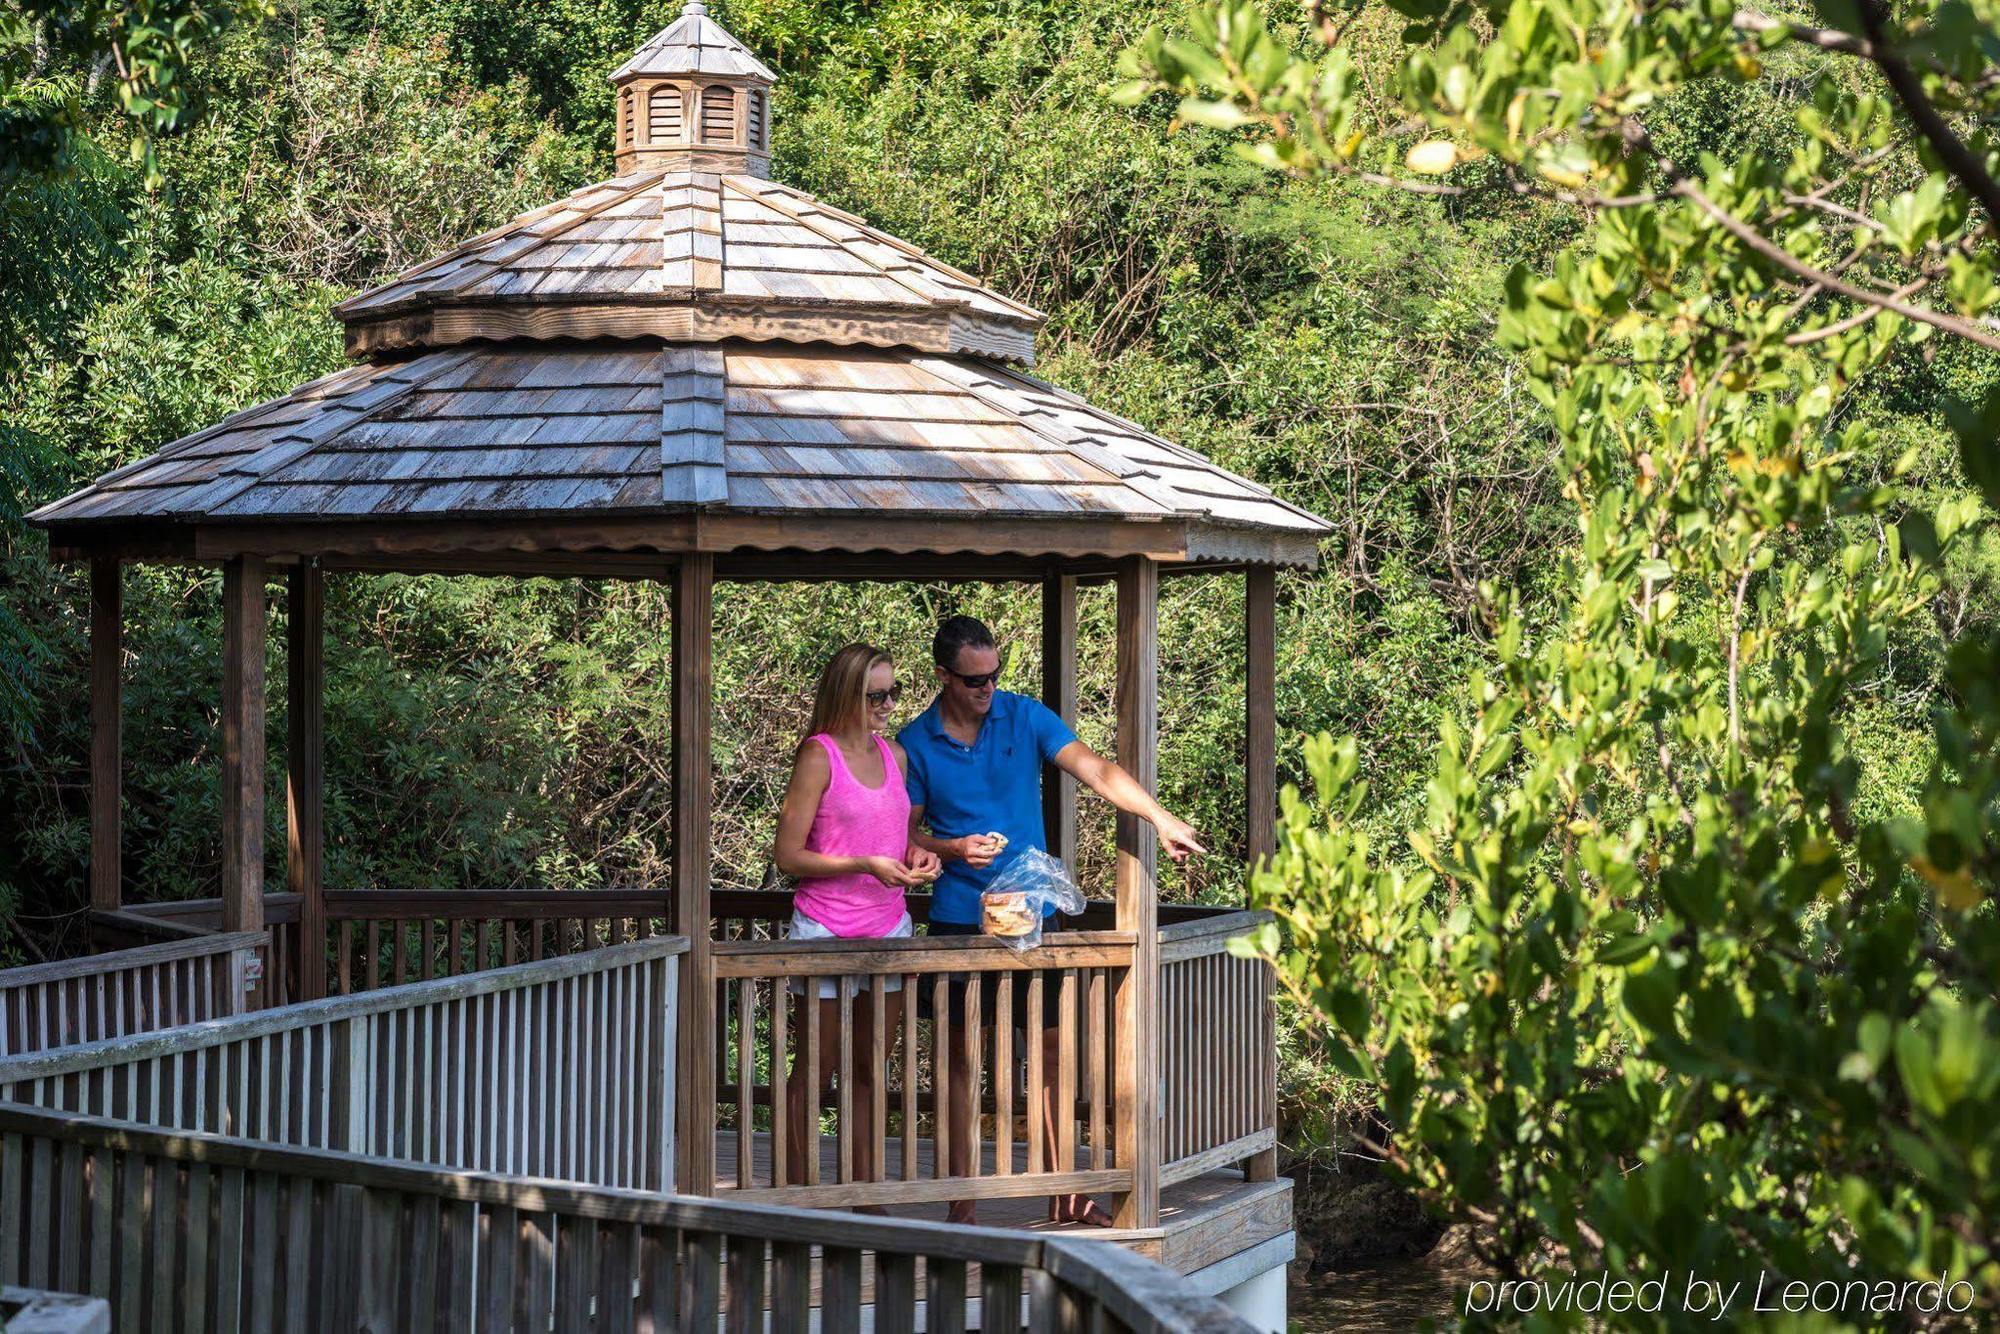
30, 3, 1328, 571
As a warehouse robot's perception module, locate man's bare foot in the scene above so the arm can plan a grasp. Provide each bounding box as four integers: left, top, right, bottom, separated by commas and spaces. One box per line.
946, 1201, 978, 1226
1048, 1195, 1114, 1227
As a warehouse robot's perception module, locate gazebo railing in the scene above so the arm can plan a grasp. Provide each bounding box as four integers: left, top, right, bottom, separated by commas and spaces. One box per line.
0, 938, 685, 1193
1160, 911, 1278, 1184
0, 1103, 1253, 1334
711, 932, 1132, 1207
0, 933, 267, 1058
104, 890, 1279, 1200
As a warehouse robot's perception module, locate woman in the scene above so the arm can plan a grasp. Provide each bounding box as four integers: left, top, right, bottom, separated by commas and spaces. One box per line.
771, 643, 940, 1189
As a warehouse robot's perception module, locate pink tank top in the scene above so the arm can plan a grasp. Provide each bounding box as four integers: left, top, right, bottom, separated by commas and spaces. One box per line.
792, 733, 913, 937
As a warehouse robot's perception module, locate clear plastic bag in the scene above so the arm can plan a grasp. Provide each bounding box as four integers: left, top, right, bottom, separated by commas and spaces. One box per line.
979, 848, 1086, 951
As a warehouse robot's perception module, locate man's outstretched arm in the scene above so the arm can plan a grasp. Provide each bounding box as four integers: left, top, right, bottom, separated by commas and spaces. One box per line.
1051, 740, 1205, 862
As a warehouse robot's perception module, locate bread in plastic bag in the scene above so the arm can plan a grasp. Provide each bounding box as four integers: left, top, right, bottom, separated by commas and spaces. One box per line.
979, 847, 1086, 951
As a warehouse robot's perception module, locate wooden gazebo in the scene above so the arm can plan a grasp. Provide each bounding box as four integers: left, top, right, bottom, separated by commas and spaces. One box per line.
26, 1, 1327, 1308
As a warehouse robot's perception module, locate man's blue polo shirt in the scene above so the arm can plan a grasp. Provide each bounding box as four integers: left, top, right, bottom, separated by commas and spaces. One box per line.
898, 690, 1078, 924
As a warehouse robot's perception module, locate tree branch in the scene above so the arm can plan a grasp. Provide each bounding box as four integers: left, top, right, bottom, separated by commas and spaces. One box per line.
1672, 179, 2000, 352
1855, 0, 2000, 229
1732, 9, 1874, 57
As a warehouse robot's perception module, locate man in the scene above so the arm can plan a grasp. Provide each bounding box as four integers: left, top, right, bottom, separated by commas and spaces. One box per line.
900, 614, 1203, 1226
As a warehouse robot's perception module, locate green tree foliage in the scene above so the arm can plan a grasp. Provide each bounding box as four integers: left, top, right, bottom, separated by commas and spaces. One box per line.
1123, 0, 2000, 1315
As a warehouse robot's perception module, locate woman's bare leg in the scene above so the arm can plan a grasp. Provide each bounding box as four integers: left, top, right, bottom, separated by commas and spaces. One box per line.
848, 989, 904, 1187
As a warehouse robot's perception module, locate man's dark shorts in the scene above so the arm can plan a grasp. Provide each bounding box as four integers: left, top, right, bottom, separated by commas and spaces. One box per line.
918, 916, 1077, 1033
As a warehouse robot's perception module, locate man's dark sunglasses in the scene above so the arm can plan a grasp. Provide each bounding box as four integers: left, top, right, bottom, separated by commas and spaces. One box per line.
942, 668, 1000, 690
866, 683, 904, 707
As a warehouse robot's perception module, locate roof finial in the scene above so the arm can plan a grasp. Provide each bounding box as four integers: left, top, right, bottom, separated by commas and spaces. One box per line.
681, 0, 708, 13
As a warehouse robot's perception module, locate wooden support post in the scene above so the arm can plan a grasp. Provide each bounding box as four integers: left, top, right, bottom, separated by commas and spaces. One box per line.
220, 558, 267, 956
1040, 569, 1077, 869
1246, 567, 1277, 873
1112, 556, 1159, 1228
89, 559, 122, 914
673, 552, 716, 1195
288, 564, 326, 1001
1245, 567, 1281, 1182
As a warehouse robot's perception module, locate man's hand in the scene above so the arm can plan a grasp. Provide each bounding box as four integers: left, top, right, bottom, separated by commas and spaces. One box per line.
1156, 814, 1205, 864
906, 844, 943, 882
951, 834, 1004, 868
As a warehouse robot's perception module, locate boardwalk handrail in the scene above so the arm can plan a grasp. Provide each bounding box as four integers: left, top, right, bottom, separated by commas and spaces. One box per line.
0, 932, 267, 1058
0, 937, 688, 1193
0, 1102, 1253, 1332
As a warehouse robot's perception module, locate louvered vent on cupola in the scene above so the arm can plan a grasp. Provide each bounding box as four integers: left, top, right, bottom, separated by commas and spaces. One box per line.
649, 87, 684, 143
700, 87, 736, 144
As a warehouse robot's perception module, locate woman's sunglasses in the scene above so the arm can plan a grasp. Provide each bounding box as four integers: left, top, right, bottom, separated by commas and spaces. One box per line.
866, 683, 903, 707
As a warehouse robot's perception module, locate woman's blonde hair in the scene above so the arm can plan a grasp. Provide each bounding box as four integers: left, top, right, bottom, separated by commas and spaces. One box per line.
805, 643, 894, 742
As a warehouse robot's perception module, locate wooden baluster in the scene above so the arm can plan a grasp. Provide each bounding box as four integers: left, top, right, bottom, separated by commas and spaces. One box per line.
964, 969, 981, 1180
870, 974, 887, 1183
682, 1232, 722, 1329
931, 973, 949, 1181
770, 1240, 811, 1331
421, 919, 436, 983
901, 972, 918, 1181
737, 978, 755, 1191
837, 977, 854, 1184
724, 1235, 766, 1334
1026, 973, 1044, 1175
877, 1252, 919, 1334
635, 1221, 675, 1333
597, 1219, 635, 1334
982, 1262, 1024, 1334
772, 979, 789, 1188
823, 1245, 863, 1334
1058, 968, 1077, 1176
1089, 968, 1108, 1170
995, 973, 1013, 1175
803, 988, 821, 1187
928, 1258, 969, 1334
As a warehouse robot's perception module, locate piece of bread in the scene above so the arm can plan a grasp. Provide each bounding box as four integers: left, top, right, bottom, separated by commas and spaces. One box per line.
981, 890, 1036, 937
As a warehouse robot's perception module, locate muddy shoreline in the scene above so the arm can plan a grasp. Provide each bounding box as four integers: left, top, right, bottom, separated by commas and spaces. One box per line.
1286, 1154, 1489, 1332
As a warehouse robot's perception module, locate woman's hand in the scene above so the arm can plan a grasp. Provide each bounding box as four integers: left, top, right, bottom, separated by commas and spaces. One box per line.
905, 844, 942, 882
862, 855, 924, 888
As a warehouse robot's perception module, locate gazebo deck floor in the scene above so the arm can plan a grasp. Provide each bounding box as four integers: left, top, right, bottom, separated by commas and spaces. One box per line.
714, 1131, 1293, 1276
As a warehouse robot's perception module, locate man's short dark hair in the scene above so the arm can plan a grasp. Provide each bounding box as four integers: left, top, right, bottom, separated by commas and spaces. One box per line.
933, 615, 997, 670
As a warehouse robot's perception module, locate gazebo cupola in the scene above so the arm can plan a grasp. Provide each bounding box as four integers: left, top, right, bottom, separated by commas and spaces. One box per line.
612, 0, 777, 177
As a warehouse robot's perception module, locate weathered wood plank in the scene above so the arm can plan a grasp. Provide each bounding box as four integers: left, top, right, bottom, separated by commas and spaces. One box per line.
219, 558, 266, 948
288, 564, 326, 1002
1113, 556, 1160, 1230
673, 551, 716, 1195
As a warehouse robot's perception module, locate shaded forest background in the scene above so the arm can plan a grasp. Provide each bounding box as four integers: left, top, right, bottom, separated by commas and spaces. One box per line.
1, 0, 1984, 1149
